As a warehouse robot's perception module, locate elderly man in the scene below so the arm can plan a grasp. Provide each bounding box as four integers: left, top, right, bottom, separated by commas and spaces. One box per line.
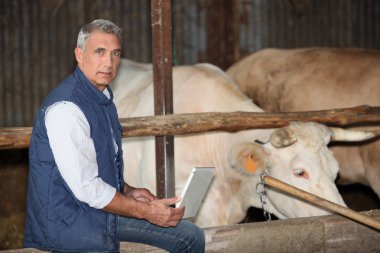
24, 19, 205, 253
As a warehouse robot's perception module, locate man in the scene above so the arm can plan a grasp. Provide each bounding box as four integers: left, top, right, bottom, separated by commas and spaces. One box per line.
24, 19, 205, 253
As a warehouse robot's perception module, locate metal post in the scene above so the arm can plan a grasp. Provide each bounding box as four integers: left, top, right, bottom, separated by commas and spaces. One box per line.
151, 0, 175, 198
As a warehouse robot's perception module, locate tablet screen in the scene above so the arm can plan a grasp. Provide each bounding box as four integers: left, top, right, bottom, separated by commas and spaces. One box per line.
176, 167, 215, 219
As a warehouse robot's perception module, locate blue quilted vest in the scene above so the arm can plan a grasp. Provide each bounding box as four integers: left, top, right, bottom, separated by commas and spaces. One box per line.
24, 67, 124, 252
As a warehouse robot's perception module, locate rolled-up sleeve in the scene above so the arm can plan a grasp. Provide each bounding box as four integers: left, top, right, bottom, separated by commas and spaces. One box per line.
45, 101, 116, 209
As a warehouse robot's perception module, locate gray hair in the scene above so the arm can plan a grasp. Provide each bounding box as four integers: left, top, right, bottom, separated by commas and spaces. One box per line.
77, 19, 122, 50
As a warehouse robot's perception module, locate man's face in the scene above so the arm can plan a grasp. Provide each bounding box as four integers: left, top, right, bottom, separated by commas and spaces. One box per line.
75, 31, 121, 91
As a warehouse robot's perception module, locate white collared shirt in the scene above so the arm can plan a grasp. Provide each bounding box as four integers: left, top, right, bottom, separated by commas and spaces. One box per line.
45, 89, 117, 209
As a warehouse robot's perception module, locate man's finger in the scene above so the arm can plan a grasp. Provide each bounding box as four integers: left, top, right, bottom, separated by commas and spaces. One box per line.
157, 196, 181, 206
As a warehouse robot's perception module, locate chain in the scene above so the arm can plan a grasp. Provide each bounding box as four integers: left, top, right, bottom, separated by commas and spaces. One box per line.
255, 169, 272, 221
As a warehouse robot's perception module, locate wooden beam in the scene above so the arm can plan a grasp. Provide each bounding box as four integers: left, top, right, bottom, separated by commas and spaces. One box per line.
119, 105, 380, 137
0, 106, 379, 150
151, 0, 175, 198
0, 127, 32, 150
6, 210, 380, 253
205, 0, 241, 69
264, 176, 380, 230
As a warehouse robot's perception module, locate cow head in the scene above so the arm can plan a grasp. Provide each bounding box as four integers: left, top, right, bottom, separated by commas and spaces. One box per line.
229, 122, 347, 219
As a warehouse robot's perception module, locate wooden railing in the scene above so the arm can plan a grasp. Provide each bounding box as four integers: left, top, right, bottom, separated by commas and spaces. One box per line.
1, 105, 380, 150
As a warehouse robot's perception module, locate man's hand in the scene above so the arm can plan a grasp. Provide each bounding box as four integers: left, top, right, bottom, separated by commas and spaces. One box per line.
104, 184, 184, 227
124, 184, 157, 202
144, 196, 185, 227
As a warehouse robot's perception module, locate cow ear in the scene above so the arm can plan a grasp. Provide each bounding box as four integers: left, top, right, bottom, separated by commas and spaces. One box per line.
229, 142, 271, 177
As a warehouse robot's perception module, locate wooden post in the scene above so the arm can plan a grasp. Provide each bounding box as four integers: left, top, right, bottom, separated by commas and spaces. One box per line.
151, 0, 175, 198
205, 0, 240, 69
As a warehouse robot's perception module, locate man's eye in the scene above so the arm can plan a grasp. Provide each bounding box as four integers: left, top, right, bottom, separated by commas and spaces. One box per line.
96, 50, 105, 55
113, 51, 121, 57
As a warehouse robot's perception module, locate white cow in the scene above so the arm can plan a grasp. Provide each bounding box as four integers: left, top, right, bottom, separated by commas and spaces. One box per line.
226, 47, 380, 199
111, 59, 369, 228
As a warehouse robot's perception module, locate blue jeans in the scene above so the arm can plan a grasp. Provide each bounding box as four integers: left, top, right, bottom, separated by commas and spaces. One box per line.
119, 217, 205, 253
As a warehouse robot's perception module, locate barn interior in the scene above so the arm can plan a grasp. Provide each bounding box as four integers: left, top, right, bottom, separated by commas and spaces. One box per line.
1, 0, 380, 251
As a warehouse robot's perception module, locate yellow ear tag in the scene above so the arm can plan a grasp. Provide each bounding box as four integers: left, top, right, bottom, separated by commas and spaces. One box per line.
245, 155, 257, 173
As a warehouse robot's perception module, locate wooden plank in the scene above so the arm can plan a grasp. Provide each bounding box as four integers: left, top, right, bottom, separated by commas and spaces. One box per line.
0, 105, 380, 150
3, 210, 380, 253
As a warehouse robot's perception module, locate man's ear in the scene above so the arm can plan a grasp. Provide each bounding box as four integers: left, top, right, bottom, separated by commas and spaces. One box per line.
74, 47, 83, 64
229, 142, 271, 177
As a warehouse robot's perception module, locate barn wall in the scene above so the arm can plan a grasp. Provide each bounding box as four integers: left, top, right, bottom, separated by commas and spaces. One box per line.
172, 0, 380, 68
0, 0, 151, 127
238, 0, 380, 54
1, 0, 380, 127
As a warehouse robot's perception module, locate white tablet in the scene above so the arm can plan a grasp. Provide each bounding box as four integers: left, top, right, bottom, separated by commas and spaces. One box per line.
176, 167, 215, 219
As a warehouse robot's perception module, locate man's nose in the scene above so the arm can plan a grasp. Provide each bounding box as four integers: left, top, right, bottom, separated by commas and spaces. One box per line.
104, 54, 113, 67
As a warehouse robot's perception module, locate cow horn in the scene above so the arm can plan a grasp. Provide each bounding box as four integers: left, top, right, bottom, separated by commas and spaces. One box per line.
329, 127, 380, 142
270, 127, 297, 148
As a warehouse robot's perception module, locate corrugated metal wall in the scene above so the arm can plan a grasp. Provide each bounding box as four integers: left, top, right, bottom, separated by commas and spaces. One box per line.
172, 0, 380, 67
239, 0, 380, 52
0, 0, 151, 127
1, 0, 380, 127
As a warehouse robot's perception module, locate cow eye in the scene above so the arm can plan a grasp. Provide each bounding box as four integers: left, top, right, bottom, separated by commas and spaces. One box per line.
293, 168, 309, 179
